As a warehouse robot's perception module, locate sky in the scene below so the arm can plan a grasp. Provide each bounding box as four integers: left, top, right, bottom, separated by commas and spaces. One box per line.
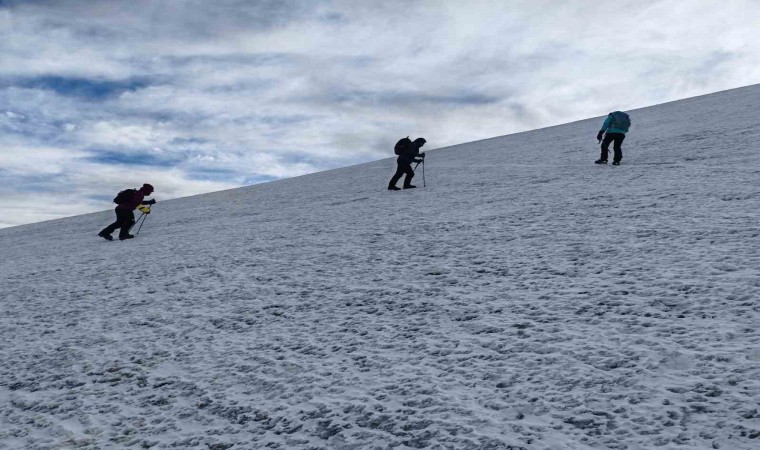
1, 0, 759, 228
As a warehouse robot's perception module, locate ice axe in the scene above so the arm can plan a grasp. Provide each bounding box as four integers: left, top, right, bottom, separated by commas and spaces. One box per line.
414, 154, 426, 187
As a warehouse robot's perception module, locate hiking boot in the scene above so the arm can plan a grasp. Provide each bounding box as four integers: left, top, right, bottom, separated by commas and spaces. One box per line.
98, 232, 113, 241
403, 185, 416, 189
388, 185, 401, 191
120, 234, 135, 241
612, 161, 620, 165
594, 159, 608, 165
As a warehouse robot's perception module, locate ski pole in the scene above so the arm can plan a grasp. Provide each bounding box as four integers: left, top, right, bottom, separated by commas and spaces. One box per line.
128, 212, 145, 233
135, 212, 148, 236
135, 205, 153, 236
422, 159, 426, 187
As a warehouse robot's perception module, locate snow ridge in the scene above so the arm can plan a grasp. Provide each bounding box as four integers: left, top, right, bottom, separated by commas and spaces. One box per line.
2, 85, 760, 449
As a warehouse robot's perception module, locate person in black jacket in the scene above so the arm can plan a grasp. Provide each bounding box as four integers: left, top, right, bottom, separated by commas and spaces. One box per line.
388, 137, 426, 190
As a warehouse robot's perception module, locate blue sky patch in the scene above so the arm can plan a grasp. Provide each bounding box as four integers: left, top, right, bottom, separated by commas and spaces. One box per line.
87, 149, 181, 167
10, 76, 152, 101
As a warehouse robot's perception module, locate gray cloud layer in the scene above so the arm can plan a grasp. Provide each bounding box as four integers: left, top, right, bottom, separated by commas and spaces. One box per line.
1, 0, 759, 227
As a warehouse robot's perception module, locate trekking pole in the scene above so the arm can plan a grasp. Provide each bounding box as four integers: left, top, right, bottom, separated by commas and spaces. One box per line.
128, 212, 145, 234
412, 159, 426, 187
135, 213, 148, 236
134, 205, 152, 236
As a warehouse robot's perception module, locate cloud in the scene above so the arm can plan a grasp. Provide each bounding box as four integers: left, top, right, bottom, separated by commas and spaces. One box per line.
1, 0, 759, 227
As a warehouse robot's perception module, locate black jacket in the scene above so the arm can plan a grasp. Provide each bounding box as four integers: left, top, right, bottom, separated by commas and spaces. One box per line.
398, 138, 425, 164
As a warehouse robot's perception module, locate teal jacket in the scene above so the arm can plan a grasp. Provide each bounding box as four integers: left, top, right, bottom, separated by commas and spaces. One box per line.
600, 113, 628, 134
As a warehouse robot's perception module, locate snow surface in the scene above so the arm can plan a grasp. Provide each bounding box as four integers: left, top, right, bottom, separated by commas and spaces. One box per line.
2, 85, 760, 449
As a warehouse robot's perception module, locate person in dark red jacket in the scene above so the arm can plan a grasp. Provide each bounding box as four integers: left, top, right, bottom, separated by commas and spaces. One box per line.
98, 183, 156, 241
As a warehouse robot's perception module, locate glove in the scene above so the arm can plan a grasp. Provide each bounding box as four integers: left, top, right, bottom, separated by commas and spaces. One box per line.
596, 131, 604, 141
420, 152, 426, 158
145, 199, 156, 205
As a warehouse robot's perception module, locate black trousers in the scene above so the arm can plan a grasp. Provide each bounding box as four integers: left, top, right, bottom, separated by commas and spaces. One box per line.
600, 132, 625, 162
389, 161, 415, 188
100, 207, 135, 239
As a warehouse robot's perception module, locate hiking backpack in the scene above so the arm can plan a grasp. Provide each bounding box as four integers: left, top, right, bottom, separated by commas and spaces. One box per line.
609, 111, 631, 132
113, 188, 137, 204
394, 136, 411, 155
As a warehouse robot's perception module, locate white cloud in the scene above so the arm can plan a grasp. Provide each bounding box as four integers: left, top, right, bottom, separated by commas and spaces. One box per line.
0, 144, 87, 174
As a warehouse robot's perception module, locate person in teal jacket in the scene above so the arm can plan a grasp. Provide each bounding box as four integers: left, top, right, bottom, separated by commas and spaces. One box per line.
595, 111, 630, 165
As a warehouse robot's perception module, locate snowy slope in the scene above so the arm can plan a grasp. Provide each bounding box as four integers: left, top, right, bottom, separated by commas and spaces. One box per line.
2, 85, 760, 450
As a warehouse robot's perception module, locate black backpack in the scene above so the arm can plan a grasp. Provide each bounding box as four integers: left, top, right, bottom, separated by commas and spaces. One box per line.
394, 137, 411, 155
113, 188, 137, 204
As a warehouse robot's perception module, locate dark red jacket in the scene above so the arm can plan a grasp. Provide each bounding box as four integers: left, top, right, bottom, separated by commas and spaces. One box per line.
116, 189, 148, 211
